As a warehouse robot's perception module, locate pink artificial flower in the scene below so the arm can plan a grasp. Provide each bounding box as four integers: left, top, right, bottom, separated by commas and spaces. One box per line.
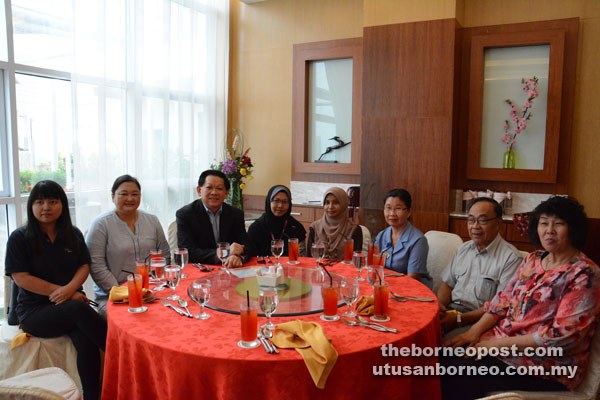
523, 102, 531, 108
514, 127, 520, 134
502, 134, 511, 143
512, 117, 518, 123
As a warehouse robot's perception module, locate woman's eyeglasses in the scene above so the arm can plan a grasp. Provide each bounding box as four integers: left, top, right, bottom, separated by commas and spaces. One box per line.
271, 199, 289, 206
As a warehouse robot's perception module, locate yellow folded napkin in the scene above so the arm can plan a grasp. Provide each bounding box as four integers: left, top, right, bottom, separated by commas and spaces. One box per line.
354, 295, 374, 316
108, 286, 152, 303
10, 329, 32, 350
271, 321, 338, 389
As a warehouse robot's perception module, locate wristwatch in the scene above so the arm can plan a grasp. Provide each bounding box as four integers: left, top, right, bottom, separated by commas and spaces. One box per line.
456, 313, 462, 326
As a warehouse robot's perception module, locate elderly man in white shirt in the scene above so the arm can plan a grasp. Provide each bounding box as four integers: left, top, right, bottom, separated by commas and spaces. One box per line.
437, 198, 523, 340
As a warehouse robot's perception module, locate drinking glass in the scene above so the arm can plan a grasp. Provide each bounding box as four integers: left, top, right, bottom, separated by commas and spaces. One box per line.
320, 281, 340, 321
311, 242, 325, 269
367, 242, 379, 265
217, 242, 230, 273
127, 274, 147, 313
135, 260, 149, 289
372, 281, 391, 322
259, 288, 279, 332
189, 280, 211, 320
149, 256, 166, 291
239, 302, 260, 349
366, 265, 385, 295
287, 238, 299, 264
342, 238, 354, 264
164, 265, 181, 301
352, 251, 366, 281
341, 278, 359, 317
172, 248, 188, 274
271, 239, 284, 266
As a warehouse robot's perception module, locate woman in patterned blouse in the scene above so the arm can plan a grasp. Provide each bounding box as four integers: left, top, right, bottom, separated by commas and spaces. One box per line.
441, 196, 600, 399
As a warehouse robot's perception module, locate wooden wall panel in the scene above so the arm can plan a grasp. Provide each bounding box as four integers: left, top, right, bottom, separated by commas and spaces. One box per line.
361, 19, 457, 235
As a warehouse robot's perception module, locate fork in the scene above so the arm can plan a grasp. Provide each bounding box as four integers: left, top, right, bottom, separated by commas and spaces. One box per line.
390, 291, 434, 302
257, 329, 272, 353
342, 318, 388, 332
160, 298, 188, 316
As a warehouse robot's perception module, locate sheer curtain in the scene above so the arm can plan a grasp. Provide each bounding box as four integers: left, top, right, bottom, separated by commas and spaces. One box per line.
70, 0, 228, 231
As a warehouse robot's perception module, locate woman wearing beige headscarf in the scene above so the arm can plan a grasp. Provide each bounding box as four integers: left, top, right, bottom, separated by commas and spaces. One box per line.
306, 187, 362, 261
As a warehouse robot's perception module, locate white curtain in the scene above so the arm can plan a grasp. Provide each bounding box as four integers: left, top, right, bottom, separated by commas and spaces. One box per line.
70, 0, 229, 232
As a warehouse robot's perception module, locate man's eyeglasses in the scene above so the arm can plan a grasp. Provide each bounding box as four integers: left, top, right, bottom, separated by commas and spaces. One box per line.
271, 199, 289, 206
467, 216, 498, 226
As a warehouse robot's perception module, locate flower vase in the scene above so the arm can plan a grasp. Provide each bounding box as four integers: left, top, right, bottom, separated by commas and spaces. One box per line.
503, 149, 515, 169
227, 179, 244, 211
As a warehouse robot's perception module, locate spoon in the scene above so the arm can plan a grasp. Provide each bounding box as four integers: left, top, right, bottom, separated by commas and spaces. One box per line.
356, 315, 398, 333
177, 298, 192, 317
260, 326, 279, 354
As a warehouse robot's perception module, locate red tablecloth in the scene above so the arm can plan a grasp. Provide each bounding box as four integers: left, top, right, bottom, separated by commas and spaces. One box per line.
102, 258, 441, 400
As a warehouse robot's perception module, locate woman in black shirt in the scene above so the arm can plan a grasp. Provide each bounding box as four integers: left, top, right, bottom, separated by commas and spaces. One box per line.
5, 180, 107, 400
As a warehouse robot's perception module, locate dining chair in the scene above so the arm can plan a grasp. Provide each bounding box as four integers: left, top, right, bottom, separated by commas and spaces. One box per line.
480, 326, 600, 399
360, 225, 371, 254
424, 230, 463, 292
0, 282, 82, 392
0, 367, 81, 400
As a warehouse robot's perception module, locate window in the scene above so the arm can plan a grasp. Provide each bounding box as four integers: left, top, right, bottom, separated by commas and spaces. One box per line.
0, 0, 228, 249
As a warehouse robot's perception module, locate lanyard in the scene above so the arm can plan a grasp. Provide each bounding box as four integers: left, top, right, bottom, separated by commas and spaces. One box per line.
270, 219, 288, 240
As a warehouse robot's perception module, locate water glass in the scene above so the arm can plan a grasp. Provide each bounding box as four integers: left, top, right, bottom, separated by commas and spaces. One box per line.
259, 289, 279, 332
271, 239, 284, 266
150, 256, 166, 291
189, 279, 211, 320
352, 251, 366, 281
172, 248, 188, 271
127, 274, 147, 314
341, 278, 359, 317
239, 302, 260, 349
217, 242, 230, 272
164, 265, 181, 301
311, 242, 325, 268
320, 281, 340, 322
287, 238, 299, 264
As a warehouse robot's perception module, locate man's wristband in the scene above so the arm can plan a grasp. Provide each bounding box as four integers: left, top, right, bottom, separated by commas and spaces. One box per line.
456, 312, 462, 326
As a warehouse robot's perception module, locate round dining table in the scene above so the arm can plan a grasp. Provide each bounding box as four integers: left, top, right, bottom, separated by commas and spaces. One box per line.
101, 258, 441, 400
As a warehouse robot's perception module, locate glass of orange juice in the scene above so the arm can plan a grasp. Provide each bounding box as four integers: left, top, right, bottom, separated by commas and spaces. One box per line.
342, 238, 354, 264
287, 238, 299, 264
238, 302, 260, 349
320, 281, 340, 321
127, 274, 147, 313
367, 242, 379, 265
372, 281, 390, 322
135, 260, 149, 289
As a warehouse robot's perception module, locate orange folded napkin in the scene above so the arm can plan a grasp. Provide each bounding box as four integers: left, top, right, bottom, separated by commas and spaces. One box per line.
10, 328, 32, 350
108, 286, 152, 303
354, 295, 374, 316
271, 320, 338, 389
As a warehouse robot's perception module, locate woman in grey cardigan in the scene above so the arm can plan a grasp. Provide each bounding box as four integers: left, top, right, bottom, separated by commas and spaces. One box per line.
86, 175, 170, 318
